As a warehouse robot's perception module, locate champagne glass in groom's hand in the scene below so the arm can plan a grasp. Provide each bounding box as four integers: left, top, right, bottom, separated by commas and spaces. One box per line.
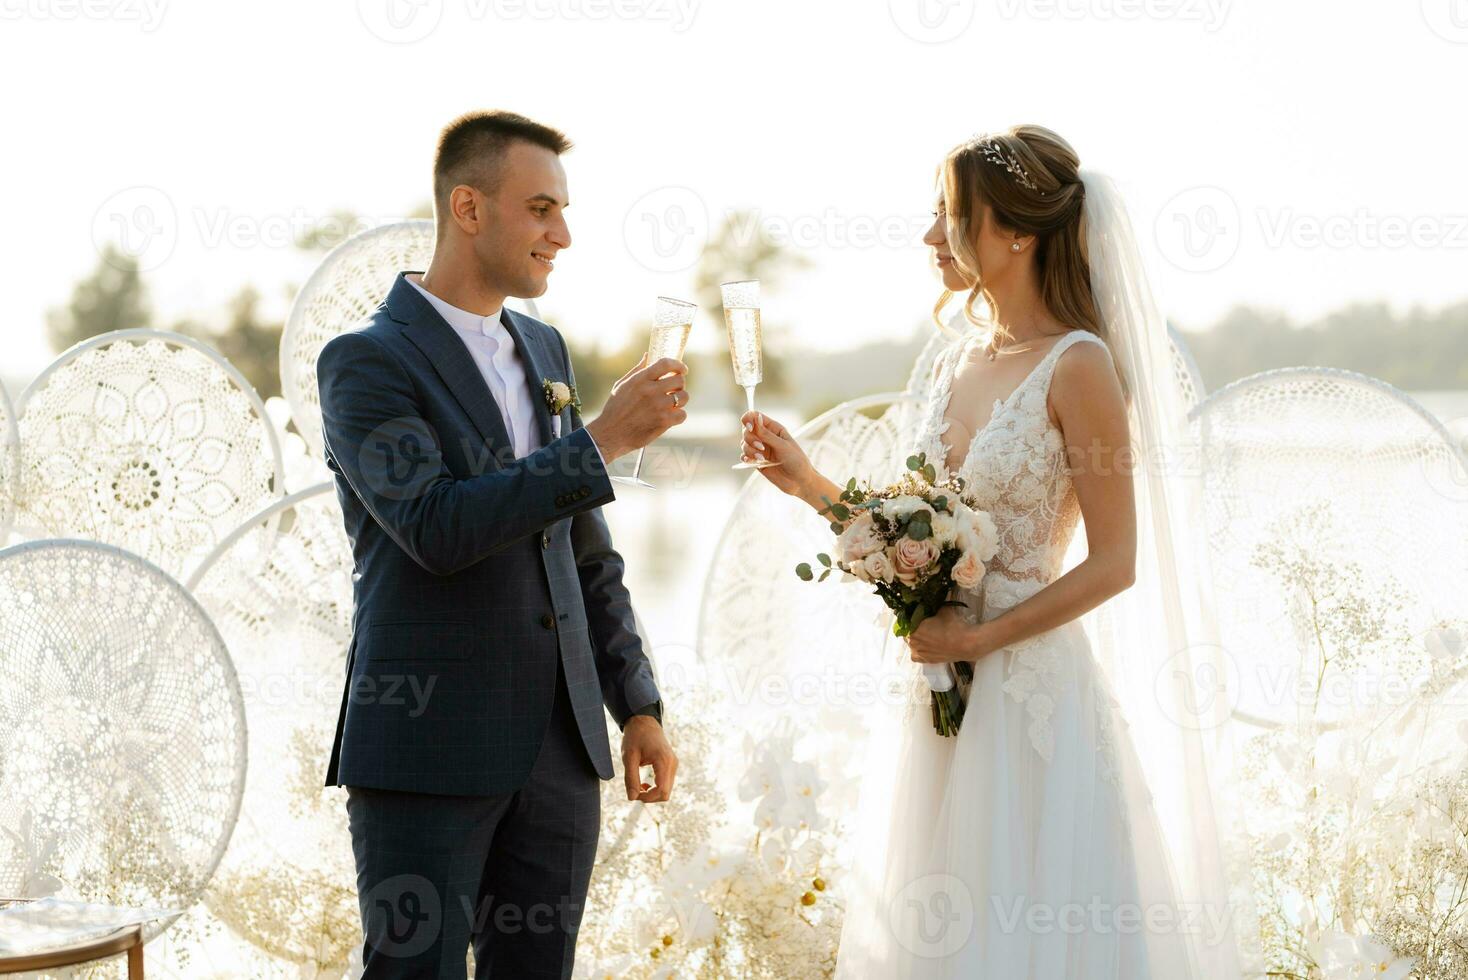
582, 349, 690, 472
611, 296, 696, 489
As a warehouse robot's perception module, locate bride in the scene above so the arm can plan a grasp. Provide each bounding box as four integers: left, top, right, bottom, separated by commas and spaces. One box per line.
737, 126, 1253, 977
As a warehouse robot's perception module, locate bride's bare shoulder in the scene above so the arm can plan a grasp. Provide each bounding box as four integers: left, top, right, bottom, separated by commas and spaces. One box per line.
1048, 331, 1123, 426
928, 329, 976, 384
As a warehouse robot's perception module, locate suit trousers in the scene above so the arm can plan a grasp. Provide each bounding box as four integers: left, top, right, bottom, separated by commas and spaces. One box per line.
345, 657, 602, 979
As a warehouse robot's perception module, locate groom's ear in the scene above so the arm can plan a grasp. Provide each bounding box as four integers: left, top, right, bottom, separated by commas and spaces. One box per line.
444, 184, 488, 235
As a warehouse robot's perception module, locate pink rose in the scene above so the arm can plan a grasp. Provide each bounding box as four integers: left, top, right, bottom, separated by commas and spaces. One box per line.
893, 536, 940, 585
836, 511, 883, 563
952, 550, 985, 591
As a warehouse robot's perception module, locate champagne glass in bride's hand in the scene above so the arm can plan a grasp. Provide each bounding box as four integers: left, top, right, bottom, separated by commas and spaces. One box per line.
612, 296, 697, 490
721, 279, 780, 470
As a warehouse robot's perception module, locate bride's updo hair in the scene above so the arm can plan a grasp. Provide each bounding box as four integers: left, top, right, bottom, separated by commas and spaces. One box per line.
935, 125, 1101, 347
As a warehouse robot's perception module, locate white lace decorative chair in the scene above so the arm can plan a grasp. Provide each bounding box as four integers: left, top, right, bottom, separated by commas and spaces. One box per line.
185, 483, 360, 972
0, 379, 16, 547
0, 540, 247, 943
1190, 368, 1468, 731
1166, 322, 1207, 411
15, 331, 283, 582
280, 220, 545, 459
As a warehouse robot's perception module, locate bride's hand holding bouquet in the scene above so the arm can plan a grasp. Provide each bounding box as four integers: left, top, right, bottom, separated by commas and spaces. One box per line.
740, 412, 999, 735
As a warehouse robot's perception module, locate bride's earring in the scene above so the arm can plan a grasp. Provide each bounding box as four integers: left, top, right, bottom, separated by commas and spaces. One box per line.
1010, 242, 1021, 252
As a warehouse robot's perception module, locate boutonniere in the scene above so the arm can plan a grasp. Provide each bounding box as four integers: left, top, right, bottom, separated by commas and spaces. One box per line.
542, 378, 580, 438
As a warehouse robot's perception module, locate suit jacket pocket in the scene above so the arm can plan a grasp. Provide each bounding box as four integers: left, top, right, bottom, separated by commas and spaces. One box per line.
362, 620, 475, 661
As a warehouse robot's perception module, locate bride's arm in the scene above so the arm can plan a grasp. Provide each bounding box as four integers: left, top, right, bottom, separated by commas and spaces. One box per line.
968, 341, 1137, 657
739, 411, 854, 525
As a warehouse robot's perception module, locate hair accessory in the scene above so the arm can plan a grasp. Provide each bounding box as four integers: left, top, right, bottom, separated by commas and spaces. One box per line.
974, 135, 1040, 193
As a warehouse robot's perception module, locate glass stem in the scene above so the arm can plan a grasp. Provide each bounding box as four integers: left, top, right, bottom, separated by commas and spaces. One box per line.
631, 446, 647, 483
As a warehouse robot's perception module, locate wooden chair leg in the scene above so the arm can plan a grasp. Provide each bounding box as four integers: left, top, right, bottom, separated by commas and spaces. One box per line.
127, 943, 144, 979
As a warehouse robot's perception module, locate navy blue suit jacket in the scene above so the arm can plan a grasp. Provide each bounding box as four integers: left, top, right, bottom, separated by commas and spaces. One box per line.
318, 272, 660, 795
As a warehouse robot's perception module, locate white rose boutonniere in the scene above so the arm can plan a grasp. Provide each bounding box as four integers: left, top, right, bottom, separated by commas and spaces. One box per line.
542, 378, 580, 439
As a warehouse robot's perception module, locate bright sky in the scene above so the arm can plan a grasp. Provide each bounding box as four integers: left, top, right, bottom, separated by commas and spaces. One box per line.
2, 0, 1465, 381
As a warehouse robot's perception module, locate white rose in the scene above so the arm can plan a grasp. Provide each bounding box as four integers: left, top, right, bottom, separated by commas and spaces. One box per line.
549, 381, 571, 404
959, 506, 1000, 562
884, 495, 930, 524
862, 551, 895, 584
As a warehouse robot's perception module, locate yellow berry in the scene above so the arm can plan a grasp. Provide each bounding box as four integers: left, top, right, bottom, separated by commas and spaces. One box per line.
801, 891, 817, 906
813, 877, 826, 891
662, 935, 674, 947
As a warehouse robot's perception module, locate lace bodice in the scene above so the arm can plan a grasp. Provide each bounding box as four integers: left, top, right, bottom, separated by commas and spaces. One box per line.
914, 328, 1109, 590
911, 328, 1113, 760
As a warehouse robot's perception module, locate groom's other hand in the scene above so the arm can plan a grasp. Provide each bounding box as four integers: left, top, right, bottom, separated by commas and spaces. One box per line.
621, 715, 677, 803
584, 353, 689, 464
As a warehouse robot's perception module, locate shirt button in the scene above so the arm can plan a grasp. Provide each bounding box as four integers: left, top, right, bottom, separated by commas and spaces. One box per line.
540, 614, 555, 630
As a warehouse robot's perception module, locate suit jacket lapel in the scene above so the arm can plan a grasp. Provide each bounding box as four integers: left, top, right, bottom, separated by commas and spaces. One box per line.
387, 272, 514, 457
501, 306, 556, 448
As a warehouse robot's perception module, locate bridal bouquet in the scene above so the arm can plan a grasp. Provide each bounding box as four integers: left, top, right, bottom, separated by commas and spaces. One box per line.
796, 453, 999, 736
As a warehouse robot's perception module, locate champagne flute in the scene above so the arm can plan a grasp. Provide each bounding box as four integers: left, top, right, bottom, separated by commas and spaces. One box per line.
612, 296, 696, 490
721, 278, 781, 470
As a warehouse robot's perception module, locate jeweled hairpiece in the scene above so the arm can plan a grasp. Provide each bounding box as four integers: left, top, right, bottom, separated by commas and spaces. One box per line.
974, 136, 1040, 193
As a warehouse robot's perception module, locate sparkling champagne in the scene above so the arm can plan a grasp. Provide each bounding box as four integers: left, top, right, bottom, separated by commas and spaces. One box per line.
724, 307, 763, 388
615, 296, 697, 490
648, 321, 693, 362
720, 278, 779, 470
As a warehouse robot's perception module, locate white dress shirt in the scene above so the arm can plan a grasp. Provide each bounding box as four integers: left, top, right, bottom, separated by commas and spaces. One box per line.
406, 275, 604, 469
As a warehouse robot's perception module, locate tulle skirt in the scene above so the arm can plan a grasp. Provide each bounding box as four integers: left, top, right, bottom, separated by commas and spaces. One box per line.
834, 577, 1206, 979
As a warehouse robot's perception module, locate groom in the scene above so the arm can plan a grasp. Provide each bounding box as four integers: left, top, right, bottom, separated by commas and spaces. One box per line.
317, 110, 685, 978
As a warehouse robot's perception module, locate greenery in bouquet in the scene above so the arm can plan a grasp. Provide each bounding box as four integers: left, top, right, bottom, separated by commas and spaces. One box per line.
794, 452, 999, 735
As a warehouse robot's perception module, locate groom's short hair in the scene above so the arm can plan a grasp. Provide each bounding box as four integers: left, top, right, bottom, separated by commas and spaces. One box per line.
433, 110, 573, 208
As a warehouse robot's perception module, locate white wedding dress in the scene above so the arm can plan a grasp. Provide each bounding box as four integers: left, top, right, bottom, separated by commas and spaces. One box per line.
833, 327, 1204, 978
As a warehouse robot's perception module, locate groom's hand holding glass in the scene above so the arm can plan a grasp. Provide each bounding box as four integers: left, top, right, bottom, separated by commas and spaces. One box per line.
584, 354, 691, 464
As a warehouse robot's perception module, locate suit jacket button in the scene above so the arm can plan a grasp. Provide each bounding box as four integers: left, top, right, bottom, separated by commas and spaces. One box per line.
540, 613, 555, 630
